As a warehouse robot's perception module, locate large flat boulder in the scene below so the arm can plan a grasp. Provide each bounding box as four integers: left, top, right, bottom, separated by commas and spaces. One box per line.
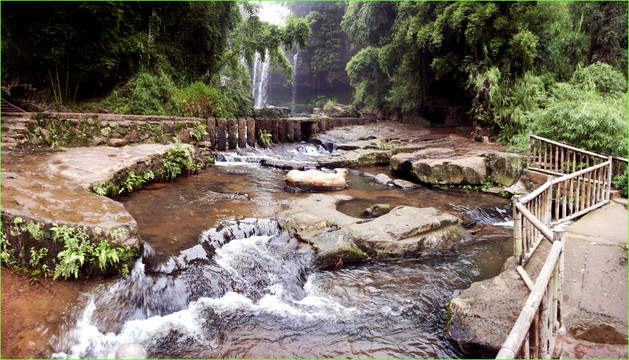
278, 194, 473, 268
340, 206, 473, 258
390, 148, 454, 173
446, 241, 551, 357
412, 156, 488, 185
391, 149, 525, 187
318, 149, 393, 168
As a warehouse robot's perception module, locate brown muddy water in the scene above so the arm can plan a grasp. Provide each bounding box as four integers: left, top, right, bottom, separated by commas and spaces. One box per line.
48, 143, 513, 359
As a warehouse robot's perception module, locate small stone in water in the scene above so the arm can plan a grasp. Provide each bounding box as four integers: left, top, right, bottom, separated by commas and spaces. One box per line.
115, 343, 147, 359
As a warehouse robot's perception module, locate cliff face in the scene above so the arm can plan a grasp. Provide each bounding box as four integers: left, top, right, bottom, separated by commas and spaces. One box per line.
266, 67, 353, 113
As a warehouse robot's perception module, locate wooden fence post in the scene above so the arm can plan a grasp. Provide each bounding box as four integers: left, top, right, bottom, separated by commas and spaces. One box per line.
294, 121, 302, 142
527, 130, 532, 169
553, 227, 565, 333
207, 118, 216, 150
227, 118, 237, 150
271, 119, 279, 143
279, 119, 287, 143
513, 195, 523, 266
287, 120, 294, 142
607, 156, 613, 201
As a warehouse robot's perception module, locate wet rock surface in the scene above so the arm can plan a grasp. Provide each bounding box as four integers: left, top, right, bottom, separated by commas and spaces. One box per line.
0, 143, 208, 274
447, 203, 629, 358
285, 168, 349, 191
278, 194, 473, 268
317, 122, 525, 188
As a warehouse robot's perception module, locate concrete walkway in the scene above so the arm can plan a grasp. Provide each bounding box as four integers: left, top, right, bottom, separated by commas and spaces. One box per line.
559, 199, 628, 358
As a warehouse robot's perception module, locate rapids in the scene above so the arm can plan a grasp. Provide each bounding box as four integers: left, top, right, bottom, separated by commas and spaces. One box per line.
51, 141, 513, 359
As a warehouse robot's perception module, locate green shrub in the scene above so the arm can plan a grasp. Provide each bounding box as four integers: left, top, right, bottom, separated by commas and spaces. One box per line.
571, 62, 628, 93
102, 72, 176, 115
526, 89, 627, 157
613, 173, 628, 198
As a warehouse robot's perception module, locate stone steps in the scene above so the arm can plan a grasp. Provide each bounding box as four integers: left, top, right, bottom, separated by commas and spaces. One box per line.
1, 98, 26, 115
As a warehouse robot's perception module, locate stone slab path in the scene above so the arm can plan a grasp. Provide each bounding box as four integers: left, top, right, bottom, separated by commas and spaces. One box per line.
559, 200, 628, 358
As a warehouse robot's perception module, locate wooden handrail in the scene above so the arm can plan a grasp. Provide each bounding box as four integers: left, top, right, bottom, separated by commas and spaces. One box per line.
515, 202, 553, 240
497, 239, 563, 359
500, 132, 614, 359
529, 134, 608, 160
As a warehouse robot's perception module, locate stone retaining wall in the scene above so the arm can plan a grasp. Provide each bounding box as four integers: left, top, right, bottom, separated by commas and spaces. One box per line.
6, 112, 372, 152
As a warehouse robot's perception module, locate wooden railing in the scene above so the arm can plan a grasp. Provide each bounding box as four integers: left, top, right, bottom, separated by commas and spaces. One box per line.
497, 236, 564, 359
498, 133, 620, 359
527, 131, 609, 177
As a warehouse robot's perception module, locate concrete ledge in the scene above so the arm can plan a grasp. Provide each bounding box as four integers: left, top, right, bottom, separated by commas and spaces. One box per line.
1, 143, 208, 279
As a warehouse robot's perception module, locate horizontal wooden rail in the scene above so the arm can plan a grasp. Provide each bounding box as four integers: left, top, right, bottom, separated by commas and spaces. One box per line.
527, 132, 608, 177
496, 241, 563, 359
529, 134, 608, 160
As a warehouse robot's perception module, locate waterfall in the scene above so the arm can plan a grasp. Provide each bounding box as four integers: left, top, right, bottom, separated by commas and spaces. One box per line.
291, 51, 299, 115
249, 2, 293, 110
252, 53, 270, 109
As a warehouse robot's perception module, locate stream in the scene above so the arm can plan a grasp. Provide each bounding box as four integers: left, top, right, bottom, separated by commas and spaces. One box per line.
51, 142, 513, 359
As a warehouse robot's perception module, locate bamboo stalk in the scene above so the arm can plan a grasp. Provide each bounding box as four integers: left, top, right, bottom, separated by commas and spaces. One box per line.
513, 196, 523, 266
46, 64, 59, 104
516, 202, 553, 240
543, 141, 548, 170
517, 266, 535, 291
540, 289, 549, 358
562, 181, 567, 220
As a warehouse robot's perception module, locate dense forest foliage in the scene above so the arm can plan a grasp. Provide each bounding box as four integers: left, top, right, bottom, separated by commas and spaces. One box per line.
338, 1, 627, 155
1, 1, 309, 117
1, 1, 627, 157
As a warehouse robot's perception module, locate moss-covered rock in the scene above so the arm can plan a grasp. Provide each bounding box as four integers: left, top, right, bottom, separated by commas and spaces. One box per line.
411, 156, 487, 185
484, 153, 526, 187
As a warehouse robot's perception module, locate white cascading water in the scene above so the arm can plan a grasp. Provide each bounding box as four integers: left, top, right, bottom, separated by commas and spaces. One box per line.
290, 51, 299, 115
250, 2, 293, 109
252, 53, 270, 109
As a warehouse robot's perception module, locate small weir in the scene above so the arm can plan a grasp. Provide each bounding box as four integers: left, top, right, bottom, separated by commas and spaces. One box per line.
50, 141, 515, 359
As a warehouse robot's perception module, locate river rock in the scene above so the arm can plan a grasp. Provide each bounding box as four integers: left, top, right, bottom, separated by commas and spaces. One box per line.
447, 241, 551, 357
285, 168, 349, 191
115, 343, 147, 359
412, 156, 487, 185
390, 148, 454, 173
319, 149, 393, 168
341, 206, 473, 258
323, 103, 355, 118
392, 179, 421, 190
278, 194, 474, 268
485, 152, 526, 187
255, 105, 290, 118
363, 203, 391, 217
375, 173, 393, 185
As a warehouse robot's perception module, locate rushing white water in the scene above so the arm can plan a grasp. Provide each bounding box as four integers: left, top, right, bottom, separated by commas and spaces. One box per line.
213, 142, 330, 167
51, 219, 359, 359
252, 52, 270, 109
